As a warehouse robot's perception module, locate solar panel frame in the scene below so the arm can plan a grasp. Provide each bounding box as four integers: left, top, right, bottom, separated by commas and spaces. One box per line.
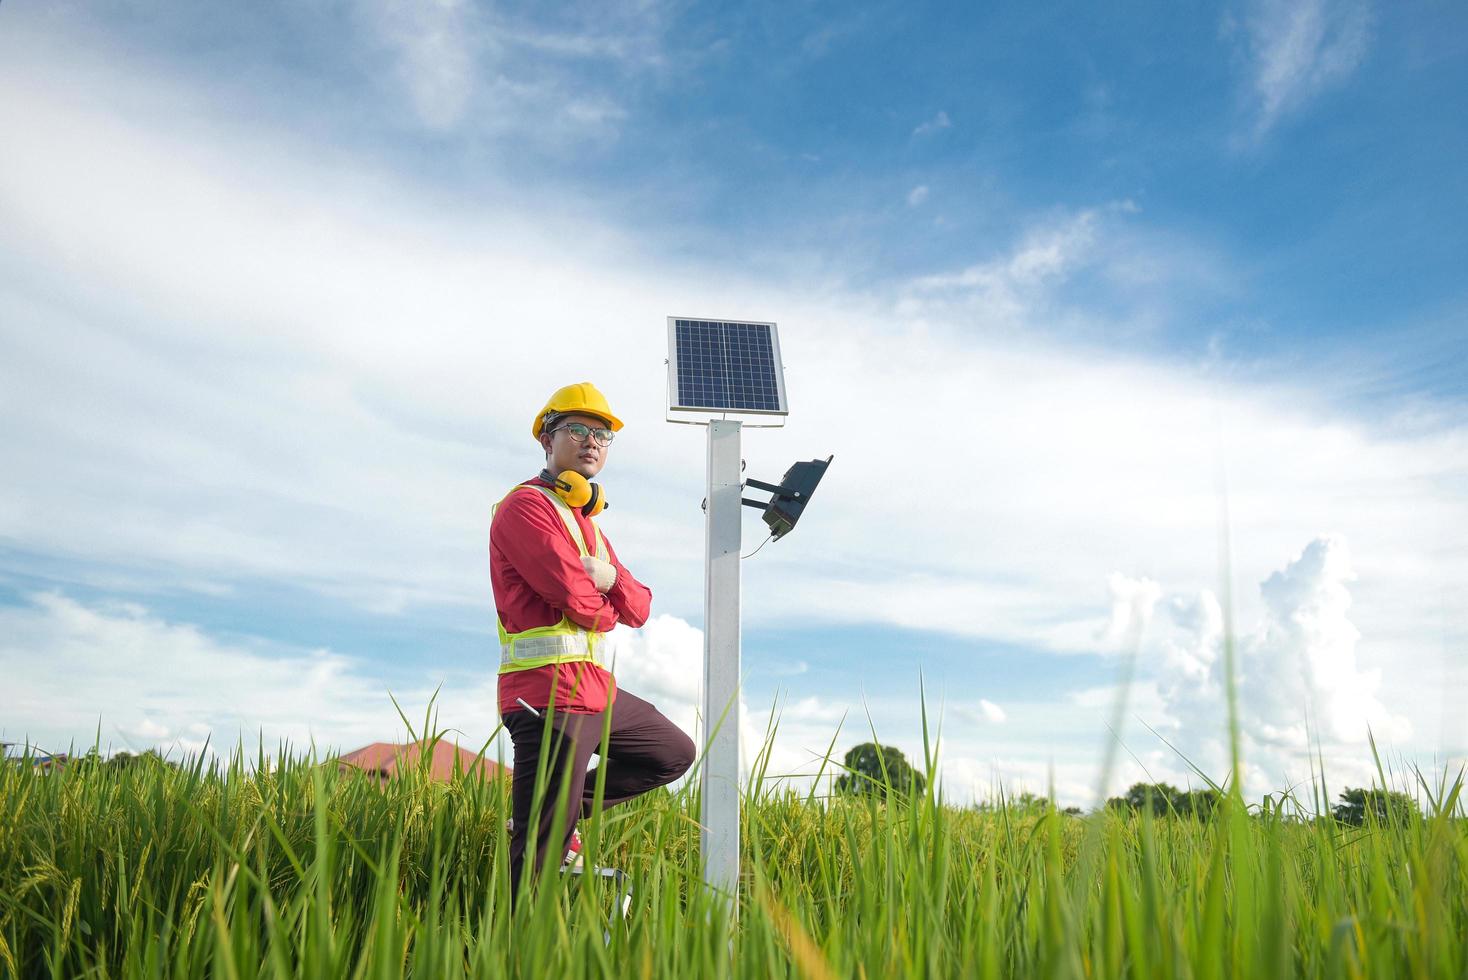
666, 317, 789, 418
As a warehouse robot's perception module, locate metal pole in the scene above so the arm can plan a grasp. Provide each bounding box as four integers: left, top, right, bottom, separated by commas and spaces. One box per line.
701, 418, 742, 901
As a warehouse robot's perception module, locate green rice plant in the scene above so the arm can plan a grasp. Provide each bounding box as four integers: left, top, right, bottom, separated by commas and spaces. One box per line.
1, 717, 1465, 977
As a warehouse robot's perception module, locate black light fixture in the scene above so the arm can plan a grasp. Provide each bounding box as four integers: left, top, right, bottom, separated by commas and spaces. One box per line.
741, 455, 834, 541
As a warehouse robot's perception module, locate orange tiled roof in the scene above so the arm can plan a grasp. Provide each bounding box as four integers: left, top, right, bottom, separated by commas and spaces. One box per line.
338, 740, 508, 782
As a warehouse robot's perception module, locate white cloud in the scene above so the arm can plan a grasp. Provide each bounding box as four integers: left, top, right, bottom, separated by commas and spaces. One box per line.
0, 593, 816, 791
1238, 0, 1372, 138
365, 0, 482, 130
913, 110, 951, 137
951, 698, 1008, 725
606, 614, 703, 717
903, 206, 1108, 323
1109, 535, 1412, 796
606, 617, 848, 783
338, 0, 666, 140
0, 25, 1463, 807
782, 696, 848, 725
1103, 573, 1164, 650
0, 578, 1445, 811
563, 97, 629, 128
0, 592, 505, 760
907, 185, 930, 207
801, 14, 871, 59
127, 717, 171, 740
2, 66, 1462, 679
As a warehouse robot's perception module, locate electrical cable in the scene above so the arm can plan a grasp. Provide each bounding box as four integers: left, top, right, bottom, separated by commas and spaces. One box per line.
741, 533, 772, 560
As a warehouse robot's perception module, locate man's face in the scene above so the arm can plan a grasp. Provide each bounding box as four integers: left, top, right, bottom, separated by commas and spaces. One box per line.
542, 413, 612, 479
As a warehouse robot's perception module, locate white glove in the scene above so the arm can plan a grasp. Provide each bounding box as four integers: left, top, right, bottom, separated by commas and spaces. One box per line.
582, 555, 617, 593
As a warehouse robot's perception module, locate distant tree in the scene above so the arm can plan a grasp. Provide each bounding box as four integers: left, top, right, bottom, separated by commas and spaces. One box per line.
1106, 782, 1215, 816
1333, 787, 1416, 827
1119, 781, 1183, 816
1177, 788, 1222, 819
1009, 791, 1054, 814
976, 790, 1054, 815
104, 750, 174, 771
834, 742, 925, 798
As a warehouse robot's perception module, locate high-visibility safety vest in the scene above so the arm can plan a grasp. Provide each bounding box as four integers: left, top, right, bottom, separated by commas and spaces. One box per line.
491, 485, 610, 675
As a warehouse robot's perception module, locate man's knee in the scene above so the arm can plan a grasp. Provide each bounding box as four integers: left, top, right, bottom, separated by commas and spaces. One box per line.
662, 728, 696, 782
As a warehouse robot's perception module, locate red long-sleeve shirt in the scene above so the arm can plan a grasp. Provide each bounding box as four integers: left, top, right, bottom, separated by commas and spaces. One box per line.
490, 477, 652, 714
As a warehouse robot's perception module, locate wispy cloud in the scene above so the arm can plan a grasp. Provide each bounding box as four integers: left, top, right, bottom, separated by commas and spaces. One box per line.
801, 13, 872, 59
902, 205, 1110, 322
364, 0, 484, 130
913, 110, 952, 137
351, 0, 672, 140
894, 198, 1234, 337
906, 184, 930, 207
1235, 0, 1373, 138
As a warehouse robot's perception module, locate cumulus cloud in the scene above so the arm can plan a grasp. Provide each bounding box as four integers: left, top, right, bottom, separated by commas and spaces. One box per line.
1103, 572, 1164, 650
1110, 535, 1411, 795
1253, 535, 1408, 746
1236, 0, 1373, 138
606, 616, 849, 783
606, 615, 703, 728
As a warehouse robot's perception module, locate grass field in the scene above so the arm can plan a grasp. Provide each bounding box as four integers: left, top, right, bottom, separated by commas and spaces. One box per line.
2, 721, 1464, 979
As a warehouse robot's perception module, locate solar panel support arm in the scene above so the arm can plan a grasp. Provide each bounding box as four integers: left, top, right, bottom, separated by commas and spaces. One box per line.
742, 477, 784, 495
740, 478, 782, 511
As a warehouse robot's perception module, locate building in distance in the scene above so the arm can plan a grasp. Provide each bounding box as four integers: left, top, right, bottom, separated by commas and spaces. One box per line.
339, 740, 509, 784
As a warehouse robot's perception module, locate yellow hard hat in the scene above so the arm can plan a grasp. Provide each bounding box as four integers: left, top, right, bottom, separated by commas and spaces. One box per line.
532, 382, 625, 441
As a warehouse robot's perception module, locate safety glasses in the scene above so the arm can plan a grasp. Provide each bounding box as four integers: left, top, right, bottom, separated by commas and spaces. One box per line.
551, 422, 616, 447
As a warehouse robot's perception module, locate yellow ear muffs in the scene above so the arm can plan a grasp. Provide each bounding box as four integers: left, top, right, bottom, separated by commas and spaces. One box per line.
542, 469, 609, 517
579, 481, 606, 517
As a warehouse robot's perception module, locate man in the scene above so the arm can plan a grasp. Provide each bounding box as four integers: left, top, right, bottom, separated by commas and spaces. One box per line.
490, 381, 695, 904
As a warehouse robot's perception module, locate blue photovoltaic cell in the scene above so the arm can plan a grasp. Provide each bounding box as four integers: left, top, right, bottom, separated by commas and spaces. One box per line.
673, 319, 783, 412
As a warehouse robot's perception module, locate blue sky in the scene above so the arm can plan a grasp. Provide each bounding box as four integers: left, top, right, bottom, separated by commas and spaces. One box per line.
1, 0, 1465, 805
40, 0, 1467, 327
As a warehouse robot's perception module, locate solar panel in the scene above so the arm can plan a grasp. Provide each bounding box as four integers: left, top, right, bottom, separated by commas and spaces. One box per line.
667, 317, 788, 415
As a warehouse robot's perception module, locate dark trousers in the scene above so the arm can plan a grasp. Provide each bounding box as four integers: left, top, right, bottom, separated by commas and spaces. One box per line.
505, 688, 695, 903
